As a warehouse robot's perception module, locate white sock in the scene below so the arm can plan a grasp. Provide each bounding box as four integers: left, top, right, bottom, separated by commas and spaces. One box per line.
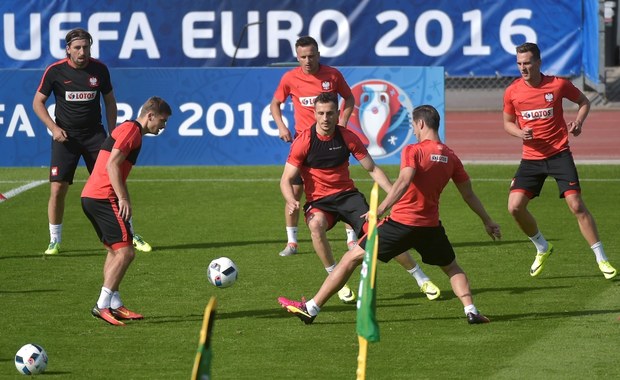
306, 299, 320, 316
528, 231, 549, 253
286, 227, 298, 245
464, 304, 478, 316
591, 241, 608, 262
346, 228, 357, 243
97, 287, 113, 309
110, 291, 124, 309
407, 264, 430, 287
325, 264, 336, 274
49, 223, 62, 243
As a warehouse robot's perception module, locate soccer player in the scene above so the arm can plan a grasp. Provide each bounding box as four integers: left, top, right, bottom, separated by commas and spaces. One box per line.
280, 94, 440, 305
271, 36, 358, 257
502, 42, 616, 279
279, 104, 501, 325
33, 28, 152, 255
82, 96, 171, 326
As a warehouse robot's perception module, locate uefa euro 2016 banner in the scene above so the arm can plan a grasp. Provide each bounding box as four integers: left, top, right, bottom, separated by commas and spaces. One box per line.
0, 67, 444, 166
0, 0, 597, 80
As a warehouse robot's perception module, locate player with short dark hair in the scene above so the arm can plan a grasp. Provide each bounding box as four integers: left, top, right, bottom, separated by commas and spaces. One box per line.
280, 97, 444, 313
33, 28, 152, 255
503, 42, 616, 279
82, 96, 171, 326
270, 35, 359, 261
279, 104, 501, 325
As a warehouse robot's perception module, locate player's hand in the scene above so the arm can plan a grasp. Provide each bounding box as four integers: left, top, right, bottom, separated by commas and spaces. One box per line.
521, 127, 533, 141
52, 126, 68, 143
567, 121, 582, 136
485, 222, 501, 241
117, 198, 132, 221
286, 200, 299, 215
279, 128, 293, 143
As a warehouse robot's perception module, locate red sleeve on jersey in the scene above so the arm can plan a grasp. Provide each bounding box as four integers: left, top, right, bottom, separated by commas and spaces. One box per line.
341, 127, 368, 161
451, 153, 469, 183
286, 130, 311, 168
400, 144, 417, 170
502, 81, 517, 115
273, 70, 292, 103
111, 122, 142, 157
334, 70, 353, 99
560, 78, 582, 103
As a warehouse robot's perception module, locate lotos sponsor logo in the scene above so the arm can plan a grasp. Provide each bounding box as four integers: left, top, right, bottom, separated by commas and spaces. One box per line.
345, 79, 414, 159
66, 91, 97, 101
521, 107, 553, 120
299, 96, 316, 107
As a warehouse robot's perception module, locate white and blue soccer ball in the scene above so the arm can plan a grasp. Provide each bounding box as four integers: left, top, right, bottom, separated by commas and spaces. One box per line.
15, 343, 48, 375
207, 257, 238, 288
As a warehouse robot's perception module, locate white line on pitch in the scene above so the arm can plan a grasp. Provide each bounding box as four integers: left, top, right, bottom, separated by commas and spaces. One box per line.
0, 180, 47, 203
2, 178, 618, 186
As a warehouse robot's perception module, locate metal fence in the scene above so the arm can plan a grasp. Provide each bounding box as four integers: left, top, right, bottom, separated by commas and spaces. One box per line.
445, 76, 517, 90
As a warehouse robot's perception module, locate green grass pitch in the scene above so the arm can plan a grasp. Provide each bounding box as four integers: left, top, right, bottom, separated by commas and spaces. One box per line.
1, 164, 619, 379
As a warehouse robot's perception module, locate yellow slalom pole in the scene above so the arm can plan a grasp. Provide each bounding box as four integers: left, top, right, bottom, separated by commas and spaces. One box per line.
191, 296, 217, 380
356, 336, 369, 380
356, 183, 379, 380
368, 185, 379, 289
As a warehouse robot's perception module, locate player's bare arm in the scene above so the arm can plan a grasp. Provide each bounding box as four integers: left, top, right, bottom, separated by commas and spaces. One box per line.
567, 93, 590, 137
103, 90, 118, 133
270, 97, 292, 142
280, 163, 301, 214
503, 111, 532, 140
107, 148, 132, 221
33, 92, 68, 143
338, 94, 355, 127
359, 155, 392, 194
377, 166, 415, 217
454, 179, 501, 240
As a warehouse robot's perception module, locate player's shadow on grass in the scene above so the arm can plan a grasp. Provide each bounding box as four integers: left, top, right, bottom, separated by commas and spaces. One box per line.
0, 248, 103, 260
0, 357, 77, 376
304, 306, 620, 325
382, 285, 571, 302
142, 307, 287, 324
451, 239, 528, 248
154, 238, 313, 251
26, 370, 72, 376
488, 308, 620, 322
371, 307, 620, 324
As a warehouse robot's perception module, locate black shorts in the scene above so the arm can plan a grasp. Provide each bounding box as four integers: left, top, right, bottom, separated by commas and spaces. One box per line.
359, 218, 456, 267
510, 150, 580, 198
81, 197, 132, 247
303, 190, 369, 236
50, 128, 106, 184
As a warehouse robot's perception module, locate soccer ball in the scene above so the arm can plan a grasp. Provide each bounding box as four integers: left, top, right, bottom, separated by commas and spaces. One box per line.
15, 343, 48, 375
207, 257, 238, 288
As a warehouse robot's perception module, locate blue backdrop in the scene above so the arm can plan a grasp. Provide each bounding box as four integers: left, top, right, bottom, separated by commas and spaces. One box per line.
0, 67, 444, 166
0, 0, 597, 80
0, 0, 600, 167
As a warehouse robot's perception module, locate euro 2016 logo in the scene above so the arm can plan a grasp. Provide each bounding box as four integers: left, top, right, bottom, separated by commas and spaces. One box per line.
343, 80, 414, 159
